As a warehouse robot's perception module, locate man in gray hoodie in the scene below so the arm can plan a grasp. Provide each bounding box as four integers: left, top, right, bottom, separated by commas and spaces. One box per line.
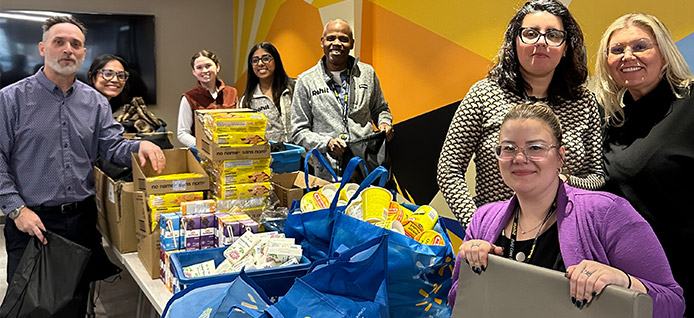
291, 19, 393, 179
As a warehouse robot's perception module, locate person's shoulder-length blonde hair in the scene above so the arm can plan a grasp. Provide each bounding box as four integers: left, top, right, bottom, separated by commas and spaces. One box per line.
594, 13, 694, 126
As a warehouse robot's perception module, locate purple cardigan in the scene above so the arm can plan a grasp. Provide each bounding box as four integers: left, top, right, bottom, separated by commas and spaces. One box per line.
448, 183, 685, 317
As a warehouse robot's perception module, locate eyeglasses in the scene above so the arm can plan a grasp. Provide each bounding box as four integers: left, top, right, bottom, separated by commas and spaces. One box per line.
98, 69, 129, 82
519, 27, 567, 47
607, 38, 656, 57
251, 55, 273, 65
494, 142, 557, 161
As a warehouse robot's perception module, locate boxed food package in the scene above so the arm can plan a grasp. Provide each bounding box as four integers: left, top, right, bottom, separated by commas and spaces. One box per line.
211, 182, 272, 200
200, 111, 267, 135
131, 148, 209, 195
202, 157, 272, 185
160, 248, 181, 293
200, 213, 216, 249
181, 214, 201, 251
148, 192, 204, 209
160, 213, 182, 251
195, 109, 271, 162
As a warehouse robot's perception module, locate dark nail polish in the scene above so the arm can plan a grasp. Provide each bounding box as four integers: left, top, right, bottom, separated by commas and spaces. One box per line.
481, 265, 487, 272
591, 291, 597, 297
576, 301, 582, 309
571, 297, 576, 304
582, 299, 588, 306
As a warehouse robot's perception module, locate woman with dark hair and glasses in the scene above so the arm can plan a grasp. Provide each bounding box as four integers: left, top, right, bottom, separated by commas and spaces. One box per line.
437, 0, 603, 227
240, 42, 295, 143
595, 13, 694, 315
87, 54, 130, 111
177, 49, 238, 148
447, 102, 684, 317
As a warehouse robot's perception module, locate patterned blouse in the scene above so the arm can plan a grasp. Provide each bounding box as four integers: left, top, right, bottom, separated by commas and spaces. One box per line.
437, 78, 604, 226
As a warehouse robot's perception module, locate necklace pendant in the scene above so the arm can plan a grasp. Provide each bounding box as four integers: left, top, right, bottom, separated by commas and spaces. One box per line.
515, 252, 526, 262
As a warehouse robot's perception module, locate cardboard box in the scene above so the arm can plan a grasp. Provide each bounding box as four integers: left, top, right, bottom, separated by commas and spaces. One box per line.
133, 191, 151, 234
94, 167, 137, 253
132, 148, 209, 195
137, 227, 161, 279
131, 186, 162, 279
195, 109, 271, 161
271, 171, 331, 208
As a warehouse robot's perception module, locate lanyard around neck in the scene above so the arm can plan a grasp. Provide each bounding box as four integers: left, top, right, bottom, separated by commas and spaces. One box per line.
331, 69, 350, 128
507, 198, 557, 263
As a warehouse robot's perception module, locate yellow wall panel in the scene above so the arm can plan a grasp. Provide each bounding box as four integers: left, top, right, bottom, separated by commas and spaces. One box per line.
369, 0, 521, 60
312, 0, 349, 8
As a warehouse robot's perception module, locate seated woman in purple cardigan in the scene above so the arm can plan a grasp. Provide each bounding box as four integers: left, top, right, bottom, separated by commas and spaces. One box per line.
447, 102, 684, 317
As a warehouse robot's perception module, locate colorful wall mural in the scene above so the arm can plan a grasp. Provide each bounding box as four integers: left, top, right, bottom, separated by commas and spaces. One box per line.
231, 0, 694, 211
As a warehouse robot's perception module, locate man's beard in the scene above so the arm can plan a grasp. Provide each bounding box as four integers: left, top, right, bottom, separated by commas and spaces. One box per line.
45, 54, 84, 76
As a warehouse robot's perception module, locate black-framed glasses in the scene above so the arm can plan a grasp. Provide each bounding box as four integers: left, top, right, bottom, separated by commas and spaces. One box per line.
494, 142, 557, 161
519, 27, 567, 47
607, 38, 656, 57
251, 55, 273, 65
98, 69, 129, 82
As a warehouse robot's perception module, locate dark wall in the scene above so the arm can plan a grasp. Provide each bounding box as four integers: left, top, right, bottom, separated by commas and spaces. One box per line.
388, 101, 460, 204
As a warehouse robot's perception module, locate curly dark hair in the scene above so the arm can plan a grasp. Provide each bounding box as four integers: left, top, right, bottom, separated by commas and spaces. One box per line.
487, 0, 588, 104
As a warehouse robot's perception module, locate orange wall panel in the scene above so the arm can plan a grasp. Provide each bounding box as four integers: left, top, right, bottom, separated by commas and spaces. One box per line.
364, 2, 491, 123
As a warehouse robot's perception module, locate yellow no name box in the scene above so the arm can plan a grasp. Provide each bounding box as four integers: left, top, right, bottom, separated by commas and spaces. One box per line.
132, 148, 210, 195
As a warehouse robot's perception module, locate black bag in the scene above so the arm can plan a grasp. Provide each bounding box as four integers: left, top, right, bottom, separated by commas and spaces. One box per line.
340, 131, 393, 187
0, 231, 92, 318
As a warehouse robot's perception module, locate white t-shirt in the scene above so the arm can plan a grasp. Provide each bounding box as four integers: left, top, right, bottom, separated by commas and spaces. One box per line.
177, 91, 218, 148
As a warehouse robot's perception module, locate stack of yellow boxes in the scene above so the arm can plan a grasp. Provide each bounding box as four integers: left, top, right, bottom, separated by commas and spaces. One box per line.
196, 111, 273, 220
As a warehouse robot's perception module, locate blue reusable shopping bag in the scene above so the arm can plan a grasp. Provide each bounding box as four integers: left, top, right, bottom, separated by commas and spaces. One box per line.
330, 203, 456, 317
161, 269, 272, 318
283, 149, 377, 261
266, 235, 390, 318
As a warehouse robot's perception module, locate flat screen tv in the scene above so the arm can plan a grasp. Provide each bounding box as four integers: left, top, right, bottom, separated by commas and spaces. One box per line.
0, 10, 156, 107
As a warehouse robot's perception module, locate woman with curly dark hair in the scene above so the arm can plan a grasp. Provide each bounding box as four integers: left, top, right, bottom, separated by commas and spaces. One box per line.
437, 0, 604, 227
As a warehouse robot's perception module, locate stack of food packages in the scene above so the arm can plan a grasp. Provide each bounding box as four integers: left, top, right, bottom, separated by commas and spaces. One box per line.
158, 206, 262, 292
299, 183, 446, 246
143, 173, 214, 291
199, 111, 273, 222
181, 230, 302, 280
159, 212, 264, 287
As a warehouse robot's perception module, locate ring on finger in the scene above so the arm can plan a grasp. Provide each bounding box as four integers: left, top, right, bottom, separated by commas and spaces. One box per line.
471, 242, 481, 248
583, 269, 592, 277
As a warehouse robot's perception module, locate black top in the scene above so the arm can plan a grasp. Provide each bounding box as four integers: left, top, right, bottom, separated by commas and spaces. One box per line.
603, 79, 694, 313
495, 223, 565, 272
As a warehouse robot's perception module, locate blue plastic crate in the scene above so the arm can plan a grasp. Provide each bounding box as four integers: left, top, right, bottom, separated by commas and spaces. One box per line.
169, 246, 311, 297
270, 142, 305, 173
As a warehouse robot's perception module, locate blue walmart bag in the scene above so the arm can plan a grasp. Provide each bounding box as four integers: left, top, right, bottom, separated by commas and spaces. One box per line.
161, 269, 272, 318
266, 235, 390, 318
330, 203, 455, 317
284, 149, 379, 261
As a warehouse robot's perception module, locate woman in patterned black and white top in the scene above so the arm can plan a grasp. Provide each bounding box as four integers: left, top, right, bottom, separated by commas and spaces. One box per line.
437, 0, 604, 227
